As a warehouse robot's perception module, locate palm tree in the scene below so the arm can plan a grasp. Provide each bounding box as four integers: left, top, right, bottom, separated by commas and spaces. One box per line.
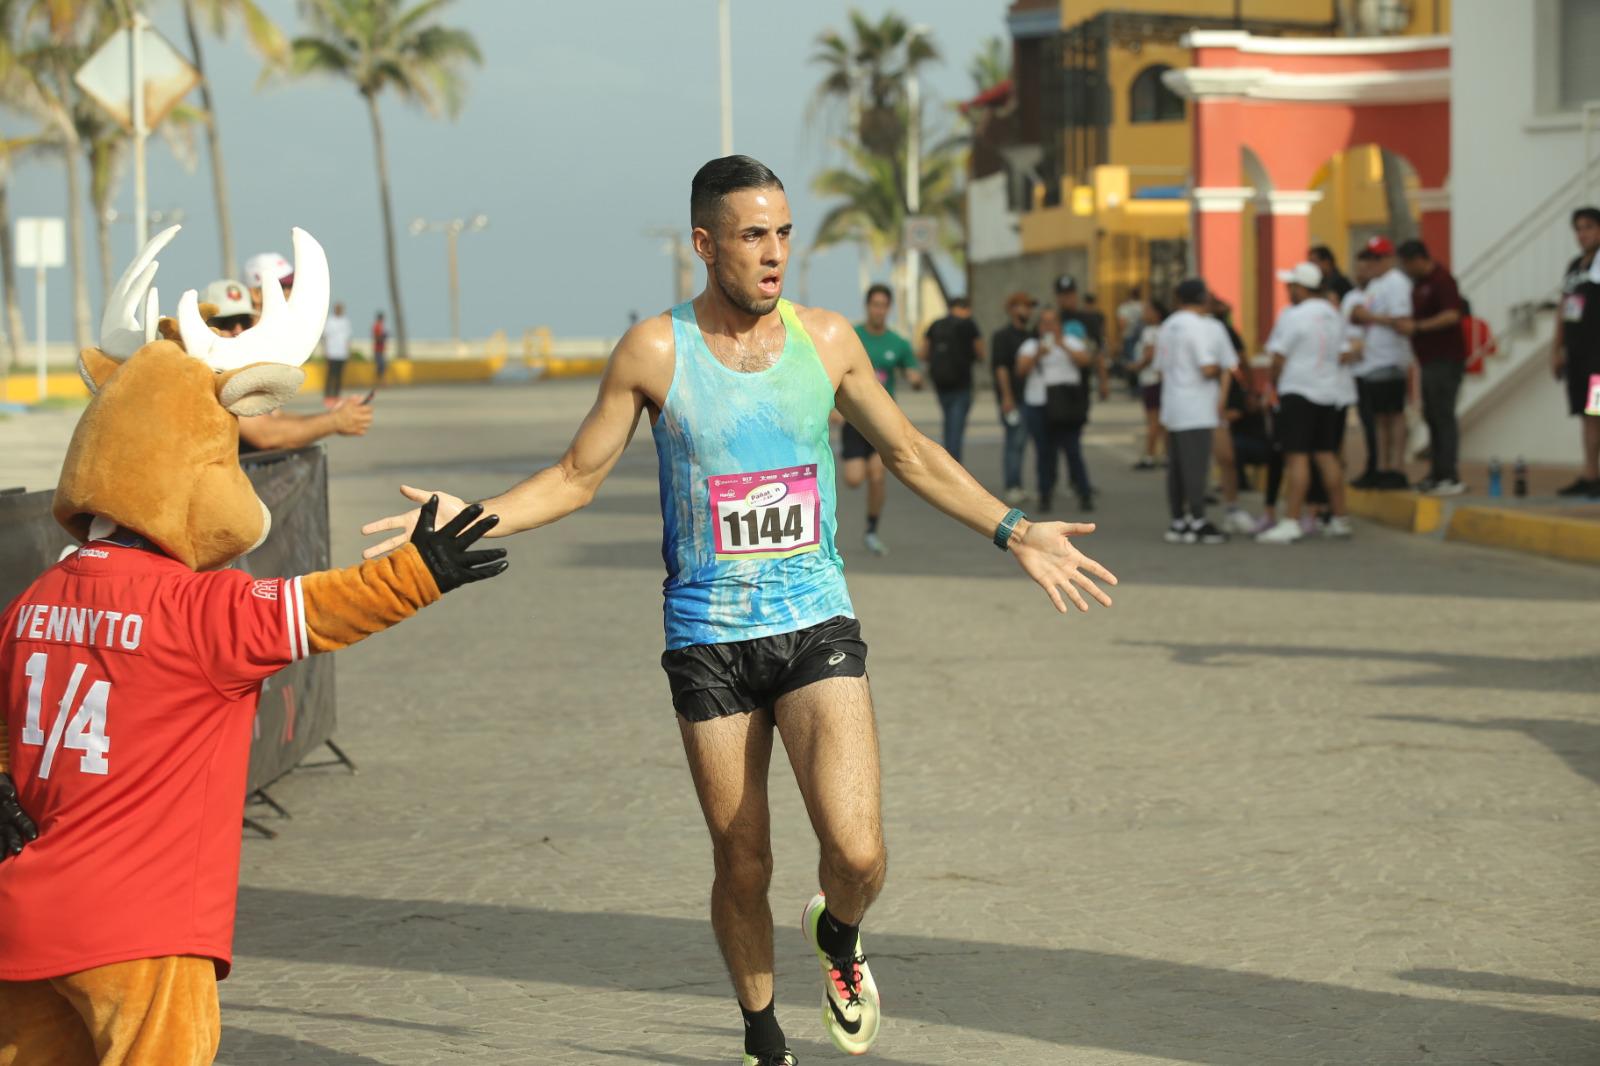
1, 0, 116, 351
0, 132, 46, 372
811, 11, 938, 161
288, 0, 480, 360
181, 0, 286, 277
812, 136, 966, 302
967, 37, 1009, 95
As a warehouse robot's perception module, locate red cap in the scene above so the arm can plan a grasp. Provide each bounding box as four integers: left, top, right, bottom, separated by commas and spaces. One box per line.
1364, 236, 1395, 256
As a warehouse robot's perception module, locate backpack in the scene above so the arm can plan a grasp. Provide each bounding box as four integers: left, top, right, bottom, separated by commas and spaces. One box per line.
926, 318, 972, 391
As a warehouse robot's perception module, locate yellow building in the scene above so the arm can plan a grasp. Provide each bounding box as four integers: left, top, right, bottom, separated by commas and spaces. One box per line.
994, 0, 1449, 348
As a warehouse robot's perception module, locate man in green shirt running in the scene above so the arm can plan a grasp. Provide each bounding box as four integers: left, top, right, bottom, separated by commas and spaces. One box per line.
843, 283, 922, 554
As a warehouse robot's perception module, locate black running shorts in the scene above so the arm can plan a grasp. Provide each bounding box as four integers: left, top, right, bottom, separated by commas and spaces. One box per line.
841, 422, 876, 460
662, 615, 868, 722
1566, 351, 1600, 416
1277, 393, 1347, 454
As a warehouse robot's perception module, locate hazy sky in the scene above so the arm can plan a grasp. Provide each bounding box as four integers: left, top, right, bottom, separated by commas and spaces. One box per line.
9, 1, 1010, 343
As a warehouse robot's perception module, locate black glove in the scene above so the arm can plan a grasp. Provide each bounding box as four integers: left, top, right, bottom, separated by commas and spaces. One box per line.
0, 772, 38, 862
410, 495, 509, 594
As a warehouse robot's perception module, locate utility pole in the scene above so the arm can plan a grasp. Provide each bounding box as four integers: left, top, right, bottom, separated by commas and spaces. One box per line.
408, 215, 489, 346
130, 9, 149, 249
718, 0, 733, 155
904, 64, 922, 338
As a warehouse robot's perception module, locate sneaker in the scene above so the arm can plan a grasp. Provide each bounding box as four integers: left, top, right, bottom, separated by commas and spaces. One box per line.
802, 893, 880, 1056
1555, 477, 1600, 498
1350, 470, 1380, 489
1192, 520, 1229, 544
1299, 514, 1319, 536
863, 531, 888, 556
1426, 478, 1467, 497
1003, 486, 1027, 505
1037, 495, 1053, 514
1255, 518, 1303, 544
1323, 515, 1354, 538
1133, 457, 1157, 471
743, 1054, 798, 1066
1377, 470, 1411, 490
1414, 477, 1438, 494
1224, 508, 1257, 535
1250, 513, 1279, 535
1164, 519, 1189, 544
1076, 491, 1095, 513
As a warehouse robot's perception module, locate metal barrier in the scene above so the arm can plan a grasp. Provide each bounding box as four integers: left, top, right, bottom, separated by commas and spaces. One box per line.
0, 447, 337, 796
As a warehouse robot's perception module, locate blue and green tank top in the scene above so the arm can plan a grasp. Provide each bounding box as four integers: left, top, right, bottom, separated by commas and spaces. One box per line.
652, 299, 854, 650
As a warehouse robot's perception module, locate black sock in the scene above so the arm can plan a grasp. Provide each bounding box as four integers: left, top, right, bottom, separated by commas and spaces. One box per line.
740, 998, 786, 1056
866, 514, 879, 534
816, 905, 860, 958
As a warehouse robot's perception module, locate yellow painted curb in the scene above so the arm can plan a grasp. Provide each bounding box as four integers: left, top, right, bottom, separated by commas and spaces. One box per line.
1, 371, 89, 404
297, 357, 508, 392
1446, 506, 1600, 566
1346, 488, 1446, 534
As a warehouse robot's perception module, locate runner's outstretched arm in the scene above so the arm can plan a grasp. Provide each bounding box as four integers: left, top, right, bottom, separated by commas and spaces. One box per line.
360, 320, 666, 558
818, 311, 1117, 613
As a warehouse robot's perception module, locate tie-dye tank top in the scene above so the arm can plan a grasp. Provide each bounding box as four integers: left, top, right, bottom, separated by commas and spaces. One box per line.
652, 299, 853, 650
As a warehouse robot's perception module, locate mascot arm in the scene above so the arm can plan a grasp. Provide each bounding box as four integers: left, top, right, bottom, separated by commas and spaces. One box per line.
298, 543, 442, 653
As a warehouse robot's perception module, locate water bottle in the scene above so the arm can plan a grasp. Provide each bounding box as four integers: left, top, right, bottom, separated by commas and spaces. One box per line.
1513, 457, 1528, 498
1487, 458, 1502, 498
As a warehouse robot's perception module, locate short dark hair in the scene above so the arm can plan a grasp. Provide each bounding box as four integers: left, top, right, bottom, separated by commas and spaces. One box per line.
1397, 239, 1430, 261
865, 283, 893, 305
1574, 206, 1600, 227
1149, 298, 1169, 319
1174, 278, 1208, 306
948, 296, 970, 310
1309, 245, 1336, 263
691, 155, 784, 233
1129, 284, 1142, 299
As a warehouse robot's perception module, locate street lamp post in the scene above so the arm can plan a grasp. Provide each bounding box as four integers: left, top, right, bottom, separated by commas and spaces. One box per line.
409, 214, 489, 346
718, 0, 733, 155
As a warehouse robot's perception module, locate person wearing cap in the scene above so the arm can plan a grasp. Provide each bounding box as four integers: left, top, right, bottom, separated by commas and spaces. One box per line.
322, 301, 354, 404
990, 291, 1038, 503
1155, 278, 1232, 544
1256, 262, 1355, 543
1392, 239, 1467, 495
243, 251, 294, 316
1054, 274, 1110, 402
202, 278, 374, 452
201, 278, 254, 337
1349, 236, 1414, 489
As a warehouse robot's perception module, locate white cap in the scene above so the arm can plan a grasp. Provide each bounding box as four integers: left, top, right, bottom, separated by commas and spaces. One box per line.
202, 278, 253, 318
243, 251, 294, 289
1276, 262, 1323, 290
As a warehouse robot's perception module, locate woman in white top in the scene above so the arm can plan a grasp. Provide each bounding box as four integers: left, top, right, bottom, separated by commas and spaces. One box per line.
1129, 299, 1166, 470
1016, 307, 1097, 512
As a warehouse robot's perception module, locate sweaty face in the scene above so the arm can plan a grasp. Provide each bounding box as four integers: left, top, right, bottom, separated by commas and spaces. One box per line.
1576, 216, 1600, 255
705, 187, 791, 317
865, 292, 891, 329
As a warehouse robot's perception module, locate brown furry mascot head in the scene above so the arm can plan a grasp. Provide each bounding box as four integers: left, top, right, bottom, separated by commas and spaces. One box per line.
52, 227, 330, 571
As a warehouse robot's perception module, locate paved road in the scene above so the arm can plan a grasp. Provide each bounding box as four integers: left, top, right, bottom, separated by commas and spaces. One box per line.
6, 380, 1600, 1064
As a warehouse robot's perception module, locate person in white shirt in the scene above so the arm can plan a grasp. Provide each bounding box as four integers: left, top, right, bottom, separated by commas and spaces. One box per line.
1341, 251, 1378, 484
1257, 262, 1358, 544
322, 301, 354, 403
1129, 299, 1166, 469
1348, 236, 1413, 489
1155, 279, 1232, 544
1016, 308, 1097, 512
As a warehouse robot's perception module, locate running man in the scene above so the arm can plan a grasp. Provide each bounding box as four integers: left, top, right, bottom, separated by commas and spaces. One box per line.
842, 283, 922, 555
360, 156, 1117, 1065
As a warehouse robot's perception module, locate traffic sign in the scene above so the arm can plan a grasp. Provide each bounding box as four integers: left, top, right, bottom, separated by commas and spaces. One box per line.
903, 215, 939, 254
74, 23, 200, 132
16, 218, 63, 269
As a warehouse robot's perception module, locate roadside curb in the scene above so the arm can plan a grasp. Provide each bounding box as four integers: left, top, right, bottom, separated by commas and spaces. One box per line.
1348, 488, 1600, 565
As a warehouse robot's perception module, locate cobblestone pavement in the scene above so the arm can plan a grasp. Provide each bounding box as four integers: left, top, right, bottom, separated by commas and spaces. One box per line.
6, 380, 1599, 1065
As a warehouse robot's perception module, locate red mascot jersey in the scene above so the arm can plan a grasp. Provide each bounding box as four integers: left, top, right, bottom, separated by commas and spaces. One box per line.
0, 541, 307, 980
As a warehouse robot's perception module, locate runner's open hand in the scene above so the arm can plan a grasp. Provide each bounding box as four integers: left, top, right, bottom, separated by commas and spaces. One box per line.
361, 485, 467, 559
0, 773, 38, 862
1010, 521, 1117, 613
410, 495, 508, 593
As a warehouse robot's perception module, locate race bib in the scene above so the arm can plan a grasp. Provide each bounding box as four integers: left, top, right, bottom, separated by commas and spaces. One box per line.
1587, 373, 1600, 417
1564, 293, 1587, 323
709, 464, 822, 560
